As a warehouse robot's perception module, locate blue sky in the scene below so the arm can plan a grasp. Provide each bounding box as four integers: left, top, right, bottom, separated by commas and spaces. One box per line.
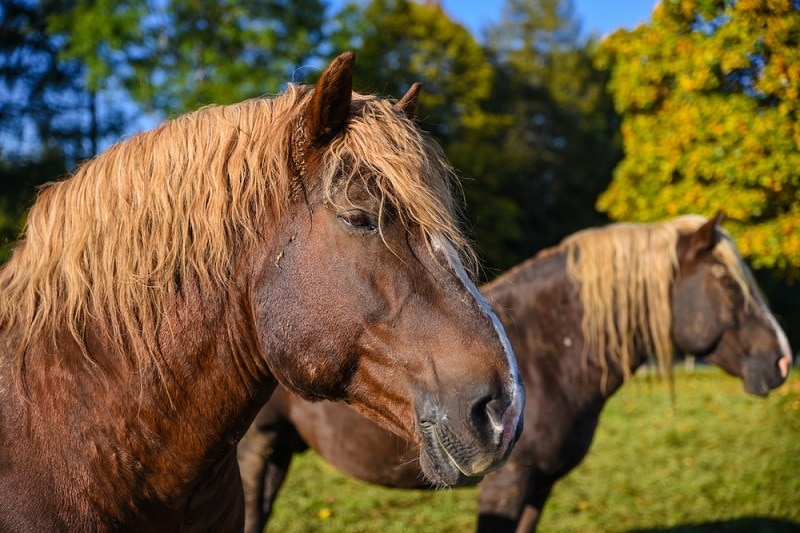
439, 0, 657, 37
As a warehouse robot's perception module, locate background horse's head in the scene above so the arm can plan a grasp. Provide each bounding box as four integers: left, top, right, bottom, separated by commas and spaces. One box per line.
671, 214, 792, 395
247, 53, 524, 485
563, 214, 790, 396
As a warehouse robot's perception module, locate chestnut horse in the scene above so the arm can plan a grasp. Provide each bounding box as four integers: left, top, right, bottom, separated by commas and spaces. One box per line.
0, 53, 524, 530
238, 214, 792, 533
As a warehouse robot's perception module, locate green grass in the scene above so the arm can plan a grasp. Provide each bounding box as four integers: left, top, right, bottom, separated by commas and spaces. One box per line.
266, 368, 800, 532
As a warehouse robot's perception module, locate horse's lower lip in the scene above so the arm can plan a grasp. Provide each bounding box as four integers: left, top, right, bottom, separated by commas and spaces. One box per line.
745, 373, 770, 396
417, 421, 474, 486
419, 420, 499, 480
429, 424, 471, 477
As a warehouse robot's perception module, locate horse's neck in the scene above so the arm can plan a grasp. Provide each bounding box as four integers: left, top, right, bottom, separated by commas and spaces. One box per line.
11, 288, 275, 524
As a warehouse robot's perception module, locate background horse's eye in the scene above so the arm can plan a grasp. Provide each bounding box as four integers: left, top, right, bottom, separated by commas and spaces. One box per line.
339, 210, 377, 232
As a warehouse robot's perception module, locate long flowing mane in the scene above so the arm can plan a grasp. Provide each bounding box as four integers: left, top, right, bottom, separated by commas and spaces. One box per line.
0, 84, 469, 382
556, 215, 755, 391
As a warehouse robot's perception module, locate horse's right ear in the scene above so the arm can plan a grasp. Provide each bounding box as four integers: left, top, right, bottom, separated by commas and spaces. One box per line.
394, 82, 422, 119
304, 52, 355, 146
682, 213, 723, 263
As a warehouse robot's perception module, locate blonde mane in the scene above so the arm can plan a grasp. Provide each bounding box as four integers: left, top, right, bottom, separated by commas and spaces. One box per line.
559, 215, 754, 391
0, 84, 469, 380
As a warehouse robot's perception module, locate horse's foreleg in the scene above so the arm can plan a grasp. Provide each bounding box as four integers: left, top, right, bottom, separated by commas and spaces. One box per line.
238, 422, 300, 533
476, 462, 535, 533
238, 423, 273, 533
514, 482, 553, 533
259, 434, 298, 527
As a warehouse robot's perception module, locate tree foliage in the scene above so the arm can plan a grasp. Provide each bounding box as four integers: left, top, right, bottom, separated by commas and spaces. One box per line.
329, 0, 494, 145
49, 0, 330, 115
476, 0, 620, 269
597, 0, 800, 274
329, 0, 519, 269
0, 0, 128, 261
0, 0, 129, 162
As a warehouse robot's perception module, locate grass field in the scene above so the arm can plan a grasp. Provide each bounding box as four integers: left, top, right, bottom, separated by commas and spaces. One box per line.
266, 367, 800, 532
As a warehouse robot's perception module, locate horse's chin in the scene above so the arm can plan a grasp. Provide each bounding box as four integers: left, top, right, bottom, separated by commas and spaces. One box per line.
743, 371, 786, 397
417, 423, 487, 488
743, 362, 786, 397
743, 377, 770, 397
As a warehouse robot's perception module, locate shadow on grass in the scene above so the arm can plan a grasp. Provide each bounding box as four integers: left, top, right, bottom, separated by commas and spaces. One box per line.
631, 516, 800, 532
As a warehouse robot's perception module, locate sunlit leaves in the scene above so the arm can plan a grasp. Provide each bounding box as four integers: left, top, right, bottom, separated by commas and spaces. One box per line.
597, 0, 800, 274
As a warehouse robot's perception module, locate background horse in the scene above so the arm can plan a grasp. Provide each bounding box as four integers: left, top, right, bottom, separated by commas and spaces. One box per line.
238, 214, 792, 533
0, 52, 524, 530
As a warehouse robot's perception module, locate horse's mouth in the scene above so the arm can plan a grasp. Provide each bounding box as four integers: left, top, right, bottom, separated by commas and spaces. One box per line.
743, 357, 789, 397
416, 421, 493, 487
744, 374, 771, 396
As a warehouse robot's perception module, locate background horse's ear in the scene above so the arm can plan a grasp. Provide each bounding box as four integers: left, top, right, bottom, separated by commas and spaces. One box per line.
683, 214, 721, 263
394, 82, 422, 119
306, 52, 355, 146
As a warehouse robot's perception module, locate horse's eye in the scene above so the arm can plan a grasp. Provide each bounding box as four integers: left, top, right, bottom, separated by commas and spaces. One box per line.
338, 210, 377, 232
711, 264, 738, 289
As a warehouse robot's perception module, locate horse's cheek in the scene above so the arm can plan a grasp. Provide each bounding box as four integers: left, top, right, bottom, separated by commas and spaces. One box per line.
252, 275, 359, 403
673, 279, 719, 354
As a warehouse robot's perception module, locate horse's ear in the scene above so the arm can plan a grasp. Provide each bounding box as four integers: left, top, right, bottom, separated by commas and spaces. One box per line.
305, 52, 355, 146
394, 82, 422, 119
683, 213, 723, 262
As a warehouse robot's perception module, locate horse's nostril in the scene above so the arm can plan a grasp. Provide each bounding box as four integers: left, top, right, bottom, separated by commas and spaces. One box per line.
470, 395, 507, 438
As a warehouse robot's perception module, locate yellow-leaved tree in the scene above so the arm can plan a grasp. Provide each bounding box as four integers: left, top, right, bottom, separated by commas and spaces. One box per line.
597, 0, 800, 275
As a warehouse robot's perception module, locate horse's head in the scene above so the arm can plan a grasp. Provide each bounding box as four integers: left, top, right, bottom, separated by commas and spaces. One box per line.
248, 53, 524, 486
672, 214, 792, 395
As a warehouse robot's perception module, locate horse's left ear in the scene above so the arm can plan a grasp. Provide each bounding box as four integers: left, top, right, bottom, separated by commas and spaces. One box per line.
684, 212, 724, 262
394, 82, 422, 119
305, 51, 355, 146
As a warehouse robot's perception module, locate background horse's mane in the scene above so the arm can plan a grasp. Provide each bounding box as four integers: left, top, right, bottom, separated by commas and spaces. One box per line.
558, 215, 755, 391
0, 83, 468, 381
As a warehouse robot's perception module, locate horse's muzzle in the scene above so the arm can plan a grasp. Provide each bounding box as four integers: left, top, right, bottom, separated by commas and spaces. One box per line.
415, 381, 525, 486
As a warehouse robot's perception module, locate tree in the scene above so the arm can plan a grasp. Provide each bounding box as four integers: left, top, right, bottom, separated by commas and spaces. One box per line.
0, 0, 133, 266
597, 0, 800, 274
49, 0, 331, 116
476, 0, 621, 267
0, 0, 130, 164
329, 0, 520, 271
329, 0, 494, 145
328, 0, 620, 274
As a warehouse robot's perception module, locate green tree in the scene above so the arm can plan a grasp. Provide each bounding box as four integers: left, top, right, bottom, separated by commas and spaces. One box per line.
476, 0, 620, 268
1, 0, 132, 266
49, 0, 330, 115
597, 0, 800, 274
329, 0, 619, 274
1, 0, 130, 163
329, 0, 494, 145
329, 0, 519, 270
